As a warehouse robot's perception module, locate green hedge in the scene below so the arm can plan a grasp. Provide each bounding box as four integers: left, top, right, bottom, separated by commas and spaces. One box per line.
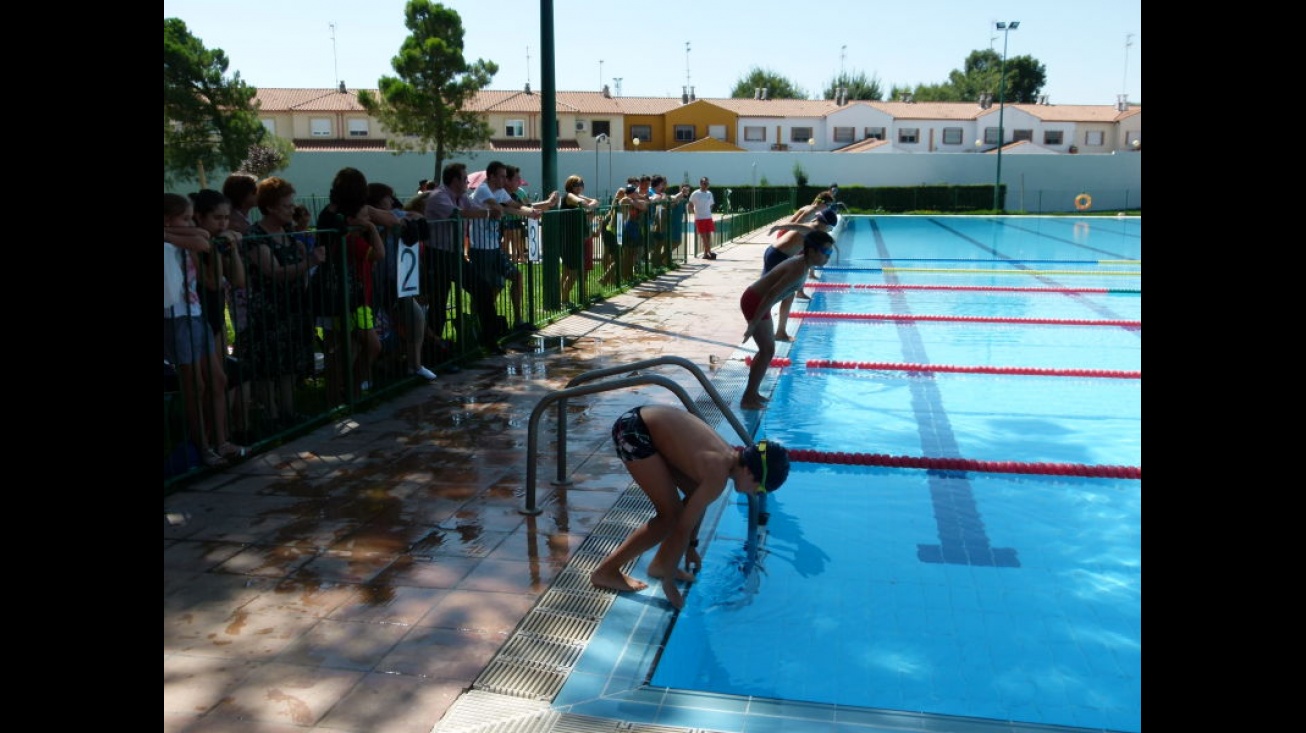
739, 185, 998, 213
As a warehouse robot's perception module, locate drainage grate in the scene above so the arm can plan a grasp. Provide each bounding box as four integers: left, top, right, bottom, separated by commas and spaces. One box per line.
515, 609, 600, 645
476, 659, 570, 701
432, 689, 557, 731
535, 588, 615, 619
496, 635, 587, 670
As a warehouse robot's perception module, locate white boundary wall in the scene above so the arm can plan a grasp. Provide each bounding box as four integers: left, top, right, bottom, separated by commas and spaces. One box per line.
176, 150, 1141, 213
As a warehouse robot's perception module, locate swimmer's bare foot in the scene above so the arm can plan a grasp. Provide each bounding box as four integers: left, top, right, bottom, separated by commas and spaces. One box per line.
740, 394, 769, 410
648, 563, 696, 583
775, 331, 792, 341
590, 569, 649, 592
795, 291, 811, 300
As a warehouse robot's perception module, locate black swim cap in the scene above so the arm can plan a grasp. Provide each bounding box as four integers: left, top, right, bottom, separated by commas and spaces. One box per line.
742, 439, 790, 492
803, 229, 835, 251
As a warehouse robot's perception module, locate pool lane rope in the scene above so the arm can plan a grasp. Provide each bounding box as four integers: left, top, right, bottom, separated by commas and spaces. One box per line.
822, 267, 1140, 276
808, 450, 1139, 479
804, 283, 1140, 294
738, 446, 1139, 479
793, 312, 1141, 327
746, 357, 1139, 379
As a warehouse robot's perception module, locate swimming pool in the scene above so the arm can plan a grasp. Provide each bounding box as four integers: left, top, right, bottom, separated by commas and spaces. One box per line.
461, 216, 1140, 733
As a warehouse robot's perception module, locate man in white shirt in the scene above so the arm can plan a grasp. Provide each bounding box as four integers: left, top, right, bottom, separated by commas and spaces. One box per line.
687, 177, 717, 260
465, 161, 522, 354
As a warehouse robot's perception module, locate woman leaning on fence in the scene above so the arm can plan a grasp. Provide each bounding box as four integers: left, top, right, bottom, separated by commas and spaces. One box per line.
237, 177, 324, 428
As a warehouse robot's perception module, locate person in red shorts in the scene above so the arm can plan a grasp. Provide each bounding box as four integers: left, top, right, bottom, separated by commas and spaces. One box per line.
687, 176, 717, 260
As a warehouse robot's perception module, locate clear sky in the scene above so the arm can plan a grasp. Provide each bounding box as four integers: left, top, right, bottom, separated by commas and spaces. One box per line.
163, 0, 1141, 106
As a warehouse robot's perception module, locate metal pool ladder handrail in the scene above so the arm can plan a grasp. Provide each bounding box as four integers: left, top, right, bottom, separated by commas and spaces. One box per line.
522, 355, 769, 569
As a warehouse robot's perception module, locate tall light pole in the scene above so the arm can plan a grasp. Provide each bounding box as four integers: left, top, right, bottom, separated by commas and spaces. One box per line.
993, 20, 1019, 212
594, 133, 607, 200
597, 133, 612, 200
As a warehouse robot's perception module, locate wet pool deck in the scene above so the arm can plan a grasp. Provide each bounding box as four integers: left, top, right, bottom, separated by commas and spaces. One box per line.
164, 225, 790, 733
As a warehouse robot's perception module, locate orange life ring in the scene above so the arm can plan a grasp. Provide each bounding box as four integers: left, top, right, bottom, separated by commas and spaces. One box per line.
1074, 193, 1092, 211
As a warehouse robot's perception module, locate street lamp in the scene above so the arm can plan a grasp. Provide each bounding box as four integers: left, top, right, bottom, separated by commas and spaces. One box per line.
993, 20, 1019, 212
632, 136, 640, 151
595, 132, 608, 198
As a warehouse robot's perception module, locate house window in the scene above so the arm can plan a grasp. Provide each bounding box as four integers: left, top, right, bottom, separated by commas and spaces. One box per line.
744, 126, 766, 141
505, 119, 525, 138
261, 118, 276, 135
833, 126, 855, 143
1013, 129, 1033, 142
674, 124, 695, 142
864, 127, 885, 140
708, 124, 726, 140
1044, 130, 1064, 146
348, 119, 369, 137
1085, 130, 1105, 146
310, 118, 332, 137
630, 124, 652, 143
983, 127, 1000, 144
790, 126, 814, 143
592, 120, 611, 139
897, 128, 919, 144
941, 127, 963, 145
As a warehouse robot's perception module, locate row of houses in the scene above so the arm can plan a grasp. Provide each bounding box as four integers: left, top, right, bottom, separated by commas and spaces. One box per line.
254, 86, 1142, 158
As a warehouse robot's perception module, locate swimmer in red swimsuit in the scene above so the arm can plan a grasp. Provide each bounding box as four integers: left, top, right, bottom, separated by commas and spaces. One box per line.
738, 229, 835, 410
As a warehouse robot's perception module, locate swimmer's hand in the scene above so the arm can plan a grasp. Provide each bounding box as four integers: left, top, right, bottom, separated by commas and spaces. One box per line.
685, 545, 702, 574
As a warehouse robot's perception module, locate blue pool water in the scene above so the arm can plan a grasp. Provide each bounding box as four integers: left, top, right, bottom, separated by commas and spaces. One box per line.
557, 216, 1141, 733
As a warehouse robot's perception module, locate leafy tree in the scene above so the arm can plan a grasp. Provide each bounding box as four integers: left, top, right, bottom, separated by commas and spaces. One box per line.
730, 67, 807, 99
895, 83, 956, 102
240, 135, 295, 178
163, 18, 264, 189
996, 56, 1046, 103
357, 1, 498, 180
822, 71, 884, 101
887, 49, 1046, 104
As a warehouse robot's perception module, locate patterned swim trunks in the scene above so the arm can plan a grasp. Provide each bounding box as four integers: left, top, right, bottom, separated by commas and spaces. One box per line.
611, 406, 657, 462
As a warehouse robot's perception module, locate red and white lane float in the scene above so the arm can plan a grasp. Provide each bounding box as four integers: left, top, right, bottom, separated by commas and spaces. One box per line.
793, 312, 1141, 327
802, 283, 1139, 294
747, 356, 1140, 379
766, 447, 1141, 479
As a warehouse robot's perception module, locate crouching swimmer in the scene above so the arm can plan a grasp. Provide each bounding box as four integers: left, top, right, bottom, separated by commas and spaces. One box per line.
590, 405, 791, 609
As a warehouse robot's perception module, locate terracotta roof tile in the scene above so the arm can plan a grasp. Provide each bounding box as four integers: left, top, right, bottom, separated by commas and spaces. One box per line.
711, 98, 842, 117
1008, 103, 1137, 123
255, 88, 368, 112
868, 101, 986, 120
